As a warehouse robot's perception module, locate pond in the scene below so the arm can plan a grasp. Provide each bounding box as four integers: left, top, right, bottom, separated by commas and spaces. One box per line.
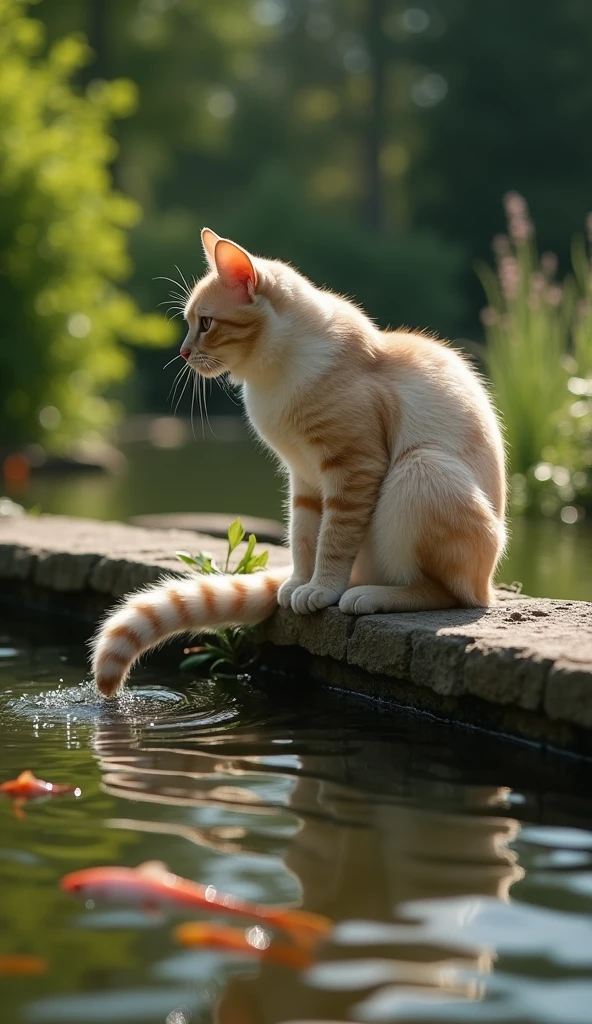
2, 615, 592, 1024
17, 426, 592, 602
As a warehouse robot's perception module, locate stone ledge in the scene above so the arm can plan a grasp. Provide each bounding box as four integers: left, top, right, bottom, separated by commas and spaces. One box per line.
0, 514, 288, 598
260, 598, 592, 728
1, 514, 592, 749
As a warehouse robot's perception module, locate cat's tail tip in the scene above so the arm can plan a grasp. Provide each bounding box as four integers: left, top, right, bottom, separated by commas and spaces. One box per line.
90, 567, 291, 698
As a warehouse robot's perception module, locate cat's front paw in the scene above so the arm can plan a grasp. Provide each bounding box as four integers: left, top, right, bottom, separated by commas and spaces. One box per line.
277, 576, 308, 609
290, 583, 343, 614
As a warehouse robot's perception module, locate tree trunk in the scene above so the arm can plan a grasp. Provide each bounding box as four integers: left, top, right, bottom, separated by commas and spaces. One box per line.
363, 0, 386, 232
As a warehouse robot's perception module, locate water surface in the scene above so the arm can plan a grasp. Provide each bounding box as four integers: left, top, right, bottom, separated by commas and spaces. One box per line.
1, 616, 592, 1023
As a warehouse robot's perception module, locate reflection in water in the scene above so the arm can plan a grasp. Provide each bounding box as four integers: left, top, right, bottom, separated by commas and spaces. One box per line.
2, 619, 592, 1024
217, 788, 522, 1024
91, 709, 524, 1023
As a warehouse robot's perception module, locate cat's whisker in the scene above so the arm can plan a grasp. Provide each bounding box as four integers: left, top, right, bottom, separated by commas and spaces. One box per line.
168, 363, 186, 395
173, 365, 192, 414
217, 372, 240, 407
200, 370, 216, 438
169, 363, 190, 407
163, 354, 182, 371
190, 371, 198, 440
167, 371, 184, 407
197, 370, 206, 438
174, 265, 193, 299
154, 275, 191, 300
158, 297, 186, 322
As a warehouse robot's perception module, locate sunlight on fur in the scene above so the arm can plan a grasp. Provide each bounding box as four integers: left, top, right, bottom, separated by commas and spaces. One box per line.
91, 229, 506, 696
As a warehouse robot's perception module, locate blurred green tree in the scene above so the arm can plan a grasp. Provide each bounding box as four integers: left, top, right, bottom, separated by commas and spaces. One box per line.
0, 0, 173, 449
36, 1, 592, 321
34, 0, 592, 421
39, 0, 465, 413
405, 0, 592, 314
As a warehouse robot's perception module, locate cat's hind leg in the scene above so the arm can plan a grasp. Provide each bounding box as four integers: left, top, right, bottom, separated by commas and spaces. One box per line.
340, 446, 504, 615
339, 578, 457, 614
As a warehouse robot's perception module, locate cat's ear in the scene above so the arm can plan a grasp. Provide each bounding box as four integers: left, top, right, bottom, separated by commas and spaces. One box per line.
214, 238, 258, 301
201, 227, 220, 268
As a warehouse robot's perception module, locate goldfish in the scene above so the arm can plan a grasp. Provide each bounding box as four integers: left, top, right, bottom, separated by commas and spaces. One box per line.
0, 771, 81, 818
175, 921, 313, 968
61, 861, 331, 948
0, 954, 48, 977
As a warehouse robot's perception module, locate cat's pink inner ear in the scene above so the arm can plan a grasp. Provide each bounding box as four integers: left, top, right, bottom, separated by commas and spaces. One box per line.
214, 239, 257, 301
201, 227, 219, 267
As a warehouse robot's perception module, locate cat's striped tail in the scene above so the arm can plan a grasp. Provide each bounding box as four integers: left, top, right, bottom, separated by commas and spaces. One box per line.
90, 567, 291, 697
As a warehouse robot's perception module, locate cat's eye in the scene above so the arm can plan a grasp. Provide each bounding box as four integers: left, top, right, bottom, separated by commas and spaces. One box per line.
199, 316, 212, 334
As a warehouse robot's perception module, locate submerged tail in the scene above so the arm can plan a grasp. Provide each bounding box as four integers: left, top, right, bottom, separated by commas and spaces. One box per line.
91, 567, 291, 697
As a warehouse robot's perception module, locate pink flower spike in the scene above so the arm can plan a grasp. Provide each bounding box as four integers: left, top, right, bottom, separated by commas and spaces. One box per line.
503, 191, 528, 218
508, 214, 533, 243
492, 233, 510, 258
480, 306, 497, 327
540, 252, 558, 277
499, 255, 520, 301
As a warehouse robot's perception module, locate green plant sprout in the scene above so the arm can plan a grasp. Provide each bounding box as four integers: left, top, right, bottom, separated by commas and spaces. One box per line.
175, 518, 269, 678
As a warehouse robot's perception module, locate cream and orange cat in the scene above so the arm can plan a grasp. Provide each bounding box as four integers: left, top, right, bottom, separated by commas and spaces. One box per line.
91, 229, 506, 696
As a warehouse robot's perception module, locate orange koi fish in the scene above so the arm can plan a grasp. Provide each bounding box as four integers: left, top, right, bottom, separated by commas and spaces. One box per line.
0, 954, 48, 976
175, 921, 313, 968
1, 771, 81, 818
61, 862, 331, 948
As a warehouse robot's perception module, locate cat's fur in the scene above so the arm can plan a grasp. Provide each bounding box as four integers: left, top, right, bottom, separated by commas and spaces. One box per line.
91, 228, 506, 696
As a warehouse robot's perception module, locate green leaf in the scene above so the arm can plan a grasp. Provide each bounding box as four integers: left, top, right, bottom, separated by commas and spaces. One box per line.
202, 642, 232, 659
179, 651, 216, 671
194, 552, 219, 574
216, 631, 237, 655
176, 550, 220, 574
247, 550, 269, 571
176, 550, 199, 568
227, 517, 245, 554
178, 619, 259, 678
234, 533, 257, 573
210, 657, 235, 673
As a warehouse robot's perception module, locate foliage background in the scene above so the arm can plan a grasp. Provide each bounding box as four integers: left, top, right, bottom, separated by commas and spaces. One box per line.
30, 1, 592, 407
2, 0, 592, 515
0, 0, 173, 448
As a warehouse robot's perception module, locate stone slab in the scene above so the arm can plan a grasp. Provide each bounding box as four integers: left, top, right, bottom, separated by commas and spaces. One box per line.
0, 514, 289, 599
260, 587, 592, 731
130, 512, 285, 545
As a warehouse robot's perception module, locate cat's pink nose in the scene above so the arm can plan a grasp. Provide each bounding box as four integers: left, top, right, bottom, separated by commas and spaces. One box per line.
180, 331, 192, 361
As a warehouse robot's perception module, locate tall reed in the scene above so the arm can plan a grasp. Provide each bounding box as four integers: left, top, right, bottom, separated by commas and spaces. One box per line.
479, 194, 592, 518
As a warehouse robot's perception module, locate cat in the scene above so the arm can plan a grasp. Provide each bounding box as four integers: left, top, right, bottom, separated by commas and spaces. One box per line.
91, 228, 506, 696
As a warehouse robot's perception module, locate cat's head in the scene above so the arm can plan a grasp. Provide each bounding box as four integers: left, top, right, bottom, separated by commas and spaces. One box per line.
180, 229, 272, 381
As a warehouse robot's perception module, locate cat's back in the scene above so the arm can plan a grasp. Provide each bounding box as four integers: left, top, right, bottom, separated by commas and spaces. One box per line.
381, 330, 499, 432
379, 330, 505, 514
